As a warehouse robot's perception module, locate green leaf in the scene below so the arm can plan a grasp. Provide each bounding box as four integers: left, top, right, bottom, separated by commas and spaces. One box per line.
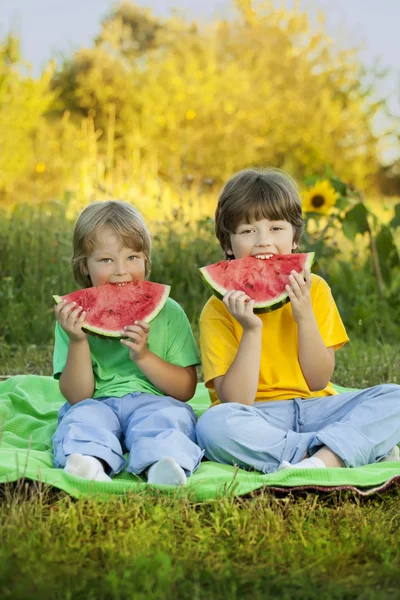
342, 203, 369, 240
303, 240, 325, 255
329, 175, 348, 196
368, 211, 379, 228
389, 203, 400, 229
375, 225, 400, 285
303, 175, 320, 187
336, 195, 350, 211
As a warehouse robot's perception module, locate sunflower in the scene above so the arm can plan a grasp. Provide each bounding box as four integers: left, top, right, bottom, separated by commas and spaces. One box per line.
301, 180, 339, 215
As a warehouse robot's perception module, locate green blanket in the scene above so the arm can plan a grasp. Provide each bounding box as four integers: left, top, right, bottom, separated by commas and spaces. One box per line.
1, 375, 399, 500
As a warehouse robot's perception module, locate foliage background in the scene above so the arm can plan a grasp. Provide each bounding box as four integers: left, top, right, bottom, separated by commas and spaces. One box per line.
0, 5, 400, 600
1, 0, 400, 360
1, 0, 394, 207
1, 6, 400, 598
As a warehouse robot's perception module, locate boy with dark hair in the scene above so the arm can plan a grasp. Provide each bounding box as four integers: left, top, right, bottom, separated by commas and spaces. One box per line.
196, 168, 400, 473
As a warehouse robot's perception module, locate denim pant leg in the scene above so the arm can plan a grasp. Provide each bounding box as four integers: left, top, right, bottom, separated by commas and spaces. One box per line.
121, 393, 204, 475
302, 384, 400, 467
53, 398, 125, 474
196, 401, 316, 474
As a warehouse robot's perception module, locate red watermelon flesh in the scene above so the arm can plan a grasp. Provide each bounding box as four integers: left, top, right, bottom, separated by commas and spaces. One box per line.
199, 253, 314, 313
53, 281, 170, 338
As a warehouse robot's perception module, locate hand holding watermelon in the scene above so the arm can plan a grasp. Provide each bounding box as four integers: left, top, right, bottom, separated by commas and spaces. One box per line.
285, 268, 313, 324
55, 299, 88, 342
222, 290, 262, 331
199, 253, 314, 314
120, 321, 150, 362
53, 281, 170, 339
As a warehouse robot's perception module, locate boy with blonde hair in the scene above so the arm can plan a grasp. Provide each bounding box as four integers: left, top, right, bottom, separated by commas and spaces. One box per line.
53, 200, 203, 485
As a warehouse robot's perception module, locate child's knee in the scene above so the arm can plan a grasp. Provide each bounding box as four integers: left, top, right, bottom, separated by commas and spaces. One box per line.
196, 405, 234, 450
61, 399, 119, 430
60, 399, 98, 423
379, 383, 400, 395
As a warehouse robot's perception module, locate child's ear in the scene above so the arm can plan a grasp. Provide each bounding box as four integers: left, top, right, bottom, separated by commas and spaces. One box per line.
292, 241, 298, 251
226, 248, 234, 256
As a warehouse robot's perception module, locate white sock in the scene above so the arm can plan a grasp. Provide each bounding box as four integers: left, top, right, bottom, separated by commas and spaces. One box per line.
278, 456, 327, 471
65, 453, 112, 482
379, 445, 400, 462
147, 456, 187, 486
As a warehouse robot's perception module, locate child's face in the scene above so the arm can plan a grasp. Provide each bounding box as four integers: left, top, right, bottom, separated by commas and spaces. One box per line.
228, 218, 297, 260
84, 225, 146, 287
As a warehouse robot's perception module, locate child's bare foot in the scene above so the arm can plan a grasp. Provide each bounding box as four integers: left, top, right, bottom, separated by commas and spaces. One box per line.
65, 453, 112, 482
147, 457, 187, 486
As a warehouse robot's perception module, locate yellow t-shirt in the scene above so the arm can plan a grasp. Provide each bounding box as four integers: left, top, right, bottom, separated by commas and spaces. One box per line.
200, 274, 349, 406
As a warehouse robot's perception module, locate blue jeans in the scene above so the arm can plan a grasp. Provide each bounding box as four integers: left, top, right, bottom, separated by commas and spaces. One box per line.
53, 392, 204, 475
196, 384, 400, 473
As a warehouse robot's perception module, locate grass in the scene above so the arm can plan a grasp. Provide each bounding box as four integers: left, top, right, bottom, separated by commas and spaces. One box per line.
1, 485, 400, 599
2, 200, 400, 598
2, 337, 400, 389
1, 340, 400, 598
333, 339, 400, 388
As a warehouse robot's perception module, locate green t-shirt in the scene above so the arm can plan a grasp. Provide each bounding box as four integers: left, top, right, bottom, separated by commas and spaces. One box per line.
53, 298, 200, 399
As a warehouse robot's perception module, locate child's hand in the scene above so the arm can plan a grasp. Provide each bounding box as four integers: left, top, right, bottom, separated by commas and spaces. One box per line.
286, 268, 313, 324
121, 321, 150, 362
223, 290, 262, 332
55, 300, 88, 342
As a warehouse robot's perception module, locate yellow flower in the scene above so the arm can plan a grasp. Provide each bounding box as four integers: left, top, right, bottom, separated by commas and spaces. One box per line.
35, 162, 46, 174
185, 109, 196, 121
301, 180, 338, 215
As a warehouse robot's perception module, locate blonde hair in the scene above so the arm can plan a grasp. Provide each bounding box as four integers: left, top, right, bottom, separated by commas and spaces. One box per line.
215, 168, 304, 258
72, 200, 152, 287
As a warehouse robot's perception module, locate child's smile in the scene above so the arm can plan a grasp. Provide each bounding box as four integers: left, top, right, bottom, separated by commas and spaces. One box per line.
254, 253, 274, 259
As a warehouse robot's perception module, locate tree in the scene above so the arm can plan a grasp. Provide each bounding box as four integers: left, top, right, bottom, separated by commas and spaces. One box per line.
48, 0, 385, 187
0, 35, 55, 200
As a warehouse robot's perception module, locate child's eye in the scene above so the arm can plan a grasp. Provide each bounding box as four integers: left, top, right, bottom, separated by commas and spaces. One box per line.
128, 255, 139, 261
272, 227, 283, 231
100, 258, 112, 263
240, 229, 254, 234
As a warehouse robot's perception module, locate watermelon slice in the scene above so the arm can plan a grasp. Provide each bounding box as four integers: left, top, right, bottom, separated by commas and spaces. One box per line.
199, 252, 314, 313
53, 281, 170, 338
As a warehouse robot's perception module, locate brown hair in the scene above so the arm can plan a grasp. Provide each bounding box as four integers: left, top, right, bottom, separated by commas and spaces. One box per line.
215, 168, 304, 258
72, 200, 152, 287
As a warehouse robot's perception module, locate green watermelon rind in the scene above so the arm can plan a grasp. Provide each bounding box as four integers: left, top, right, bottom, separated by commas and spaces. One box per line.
52, 284, 171, 339
199, 252, 315, 314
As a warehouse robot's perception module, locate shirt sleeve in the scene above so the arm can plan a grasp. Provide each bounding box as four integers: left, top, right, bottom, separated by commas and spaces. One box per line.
311, 276, 349, 350
199, 297, 239, 387
52, 323, 70, 379
165, 299, 200, 367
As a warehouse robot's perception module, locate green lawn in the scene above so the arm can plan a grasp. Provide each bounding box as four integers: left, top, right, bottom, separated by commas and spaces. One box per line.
1, 340, 400, 598
1, 482, 400, 599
